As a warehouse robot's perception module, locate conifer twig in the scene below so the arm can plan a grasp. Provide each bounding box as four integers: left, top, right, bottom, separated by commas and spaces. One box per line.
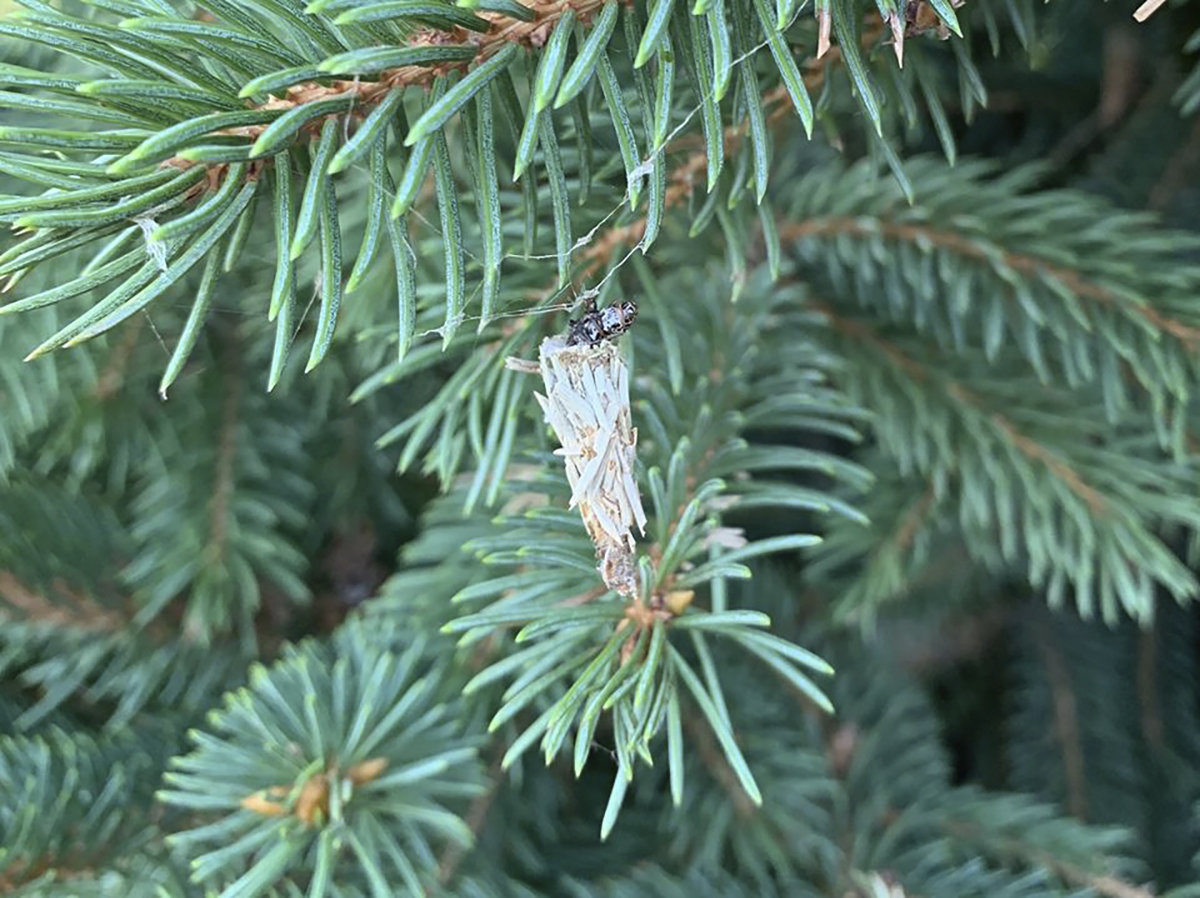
435, 754, 505, 886
1148, 115, 1200, 211
684, 710, 758, 818
93, 322, 145, 402
162, 0, 624, 163
1135, 629, 1164, 752
206, 348, 241, 576
810, 300, 1111, 513
785, 219, 1200, 347
892, 481, 938, 554
1032, 622, 1089, 821
942, 820, 1155, 898
0, 573, 123, 632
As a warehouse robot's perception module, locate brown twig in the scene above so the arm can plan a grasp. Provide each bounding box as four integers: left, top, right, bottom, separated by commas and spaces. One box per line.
837, 479, 941, 611
1136, 627, 1163, 750
205, 348, 241, 582
163, 0, 624, 167
166, 0, 835, 202
893, 481, 938, 554
810, 300, 1110, 514
92, 320, 144, 402
943, 819, 1155, 898
684, 710, 759, 818
974, 396, 1108, 515
435, 754, 505, 887
1147, 114, 1200, 212
570, 82, 797, 288
1048, 866, 1154, 898
0, 859, 96, 893
0, 572, 124, 632
783, 218, 1200, 348
1032, 621, 1089, 822
890, 607, 1012, 675
1047, 26, 1141, 168
242, 0, 838, 144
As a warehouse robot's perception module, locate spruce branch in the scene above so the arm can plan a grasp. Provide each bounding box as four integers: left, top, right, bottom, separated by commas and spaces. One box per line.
0, 7, 1180, 895
0, 608, 247, 730
667, 681, 835, 883
0, 728, 174, 892
123, 334, 316, 641
0, 478, 244, 730
806, 469, 981, 623
783, 157, 1200, 440
354, 104, 807, 493
219, 0, 624, 145
581, 595, 1146, 897
940, 792, 1151, 898
0, 0, 988, 373
786, 215, 1200, 349
814, 303, 1109, 514
161, 620, 486, 897
826, 653, 1142, 897
681, 700, 766, 820
810, 295, 1200, 622
1003, 603, 1200, 884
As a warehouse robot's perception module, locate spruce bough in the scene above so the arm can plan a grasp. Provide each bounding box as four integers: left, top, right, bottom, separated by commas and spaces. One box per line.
0, 1, 1198, 896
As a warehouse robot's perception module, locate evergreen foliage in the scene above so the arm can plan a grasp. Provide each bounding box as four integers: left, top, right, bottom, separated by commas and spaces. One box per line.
2, 0, 1200, 895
